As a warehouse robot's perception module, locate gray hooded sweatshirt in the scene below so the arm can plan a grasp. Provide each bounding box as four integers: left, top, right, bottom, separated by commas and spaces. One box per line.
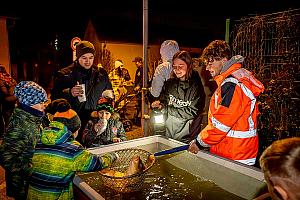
150, 40, 179, 98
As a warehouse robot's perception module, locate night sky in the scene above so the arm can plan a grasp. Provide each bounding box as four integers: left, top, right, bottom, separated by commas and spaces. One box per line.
1, 0, 299, 65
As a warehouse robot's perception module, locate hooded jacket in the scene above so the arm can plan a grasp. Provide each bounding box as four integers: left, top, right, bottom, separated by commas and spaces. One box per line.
27, 121, 117, 200
0, 105, 44, 199
196, 56, 265, 165
82, 115, 127, 148
150, 40, 179, 98
160, 70, 205, 142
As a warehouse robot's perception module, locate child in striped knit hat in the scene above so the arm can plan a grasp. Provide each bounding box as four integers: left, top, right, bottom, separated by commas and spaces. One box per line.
27, 99, 118, 200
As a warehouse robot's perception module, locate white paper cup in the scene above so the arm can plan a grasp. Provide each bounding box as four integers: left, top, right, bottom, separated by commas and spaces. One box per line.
78, 84, 86, 102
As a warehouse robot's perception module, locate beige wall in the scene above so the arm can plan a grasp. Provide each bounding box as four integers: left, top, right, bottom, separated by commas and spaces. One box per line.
105, 42, 202, 81
106, 43, 142, 80
0, 17, 10, 73
105, 42, 160, 80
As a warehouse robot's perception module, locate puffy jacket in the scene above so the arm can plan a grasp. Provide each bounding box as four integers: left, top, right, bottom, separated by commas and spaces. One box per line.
51, 63, 112, 117
0, 105, 44, 199
196, 61, 264, 165
27, 121, 117, 200
150, 61, 173, 98
82, 117, 127, 148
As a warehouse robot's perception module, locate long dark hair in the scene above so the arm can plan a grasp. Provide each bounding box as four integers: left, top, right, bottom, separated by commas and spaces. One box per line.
171, 50, 193, 80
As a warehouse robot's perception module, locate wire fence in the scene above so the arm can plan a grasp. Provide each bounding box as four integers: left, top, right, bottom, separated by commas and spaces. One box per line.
231, 9, 300, 153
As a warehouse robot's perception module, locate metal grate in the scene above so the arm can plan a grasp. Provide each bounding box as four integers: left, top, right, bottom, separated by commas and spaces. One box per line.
231, 8, 300, 151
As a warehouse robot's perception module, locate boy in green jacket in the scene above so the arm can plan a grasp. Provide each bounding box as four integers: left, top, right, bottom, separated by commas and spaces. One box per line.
27, 99, 117, 200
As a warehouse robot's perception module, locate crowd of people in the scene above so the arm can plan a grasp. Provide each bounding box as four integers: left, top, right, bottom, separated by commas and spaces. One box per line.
0, 39, 298, 200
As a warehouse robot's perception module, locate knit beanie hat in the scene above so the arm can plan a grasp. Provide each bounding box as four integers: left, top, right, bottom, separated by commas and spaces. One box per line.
96, 90, 115, 113
76, 41, 95, 59
53, 100, 81, 133
160, 40, 180, 62
115, 60, 123, 68
45, 98, 69, 115
14, 81, 48, 106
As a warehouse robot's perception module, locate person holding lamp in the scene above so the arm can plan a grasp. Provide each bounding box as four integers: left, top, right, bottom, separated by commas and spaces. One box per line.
151, 50, 205, 143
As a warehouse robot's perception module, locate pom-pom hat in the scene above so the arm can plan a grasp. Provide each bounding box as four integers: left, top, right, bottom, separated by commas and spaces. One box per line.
52, 100, 81, 133
14, 81, 48, 106
76, 41, 95, 59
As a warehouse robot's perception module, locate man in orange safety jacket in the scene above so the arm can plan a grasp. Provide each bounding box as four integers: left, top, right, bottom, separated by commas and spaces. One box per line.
188, 40, 264, 166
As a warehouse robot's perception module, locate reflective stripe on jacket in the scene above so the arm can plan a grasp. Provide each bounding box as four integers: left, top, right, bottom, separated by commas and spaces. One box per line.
197, 63, 264, 165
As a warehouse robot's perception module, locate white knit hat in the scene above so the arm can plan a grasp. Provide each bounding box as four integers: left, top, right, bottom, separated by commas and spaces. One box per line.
115, 60, 123, 68
160, 40, 180, 62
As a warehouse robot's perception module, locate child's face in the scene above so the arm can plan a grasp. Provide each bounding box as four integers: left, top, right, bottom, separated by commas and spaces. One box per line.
98, 110, 111, 120
73, 129, 79, 139
31, 102, 47, 112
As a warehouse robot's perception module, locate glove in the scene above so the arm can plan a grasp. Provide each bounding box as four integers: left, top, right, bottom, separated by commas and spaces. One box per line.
98, 152, 119, 168
110, 152, 119, 162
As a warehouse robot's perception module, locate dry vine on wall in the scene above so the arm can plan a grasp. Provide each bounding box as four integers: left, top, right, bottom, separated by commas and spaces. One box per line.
231, 9, 300, 157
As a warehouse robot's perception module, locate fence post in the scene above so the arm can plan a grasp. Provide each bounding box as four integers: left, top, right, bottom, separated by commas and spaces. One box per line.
225, 18, 230, 43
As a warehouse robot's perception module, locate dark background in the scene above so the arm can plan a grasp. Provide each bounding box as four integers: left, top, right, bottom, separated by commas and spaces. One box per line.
1, 0, 299, 67
2, 1, 300, 44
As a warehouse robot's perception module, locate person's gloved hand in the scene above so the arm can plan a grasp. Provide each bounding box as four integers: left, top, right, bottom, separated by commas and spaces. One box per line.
109, 152, 119, 163
101, 152, 119, 162
98, 152, 119, 168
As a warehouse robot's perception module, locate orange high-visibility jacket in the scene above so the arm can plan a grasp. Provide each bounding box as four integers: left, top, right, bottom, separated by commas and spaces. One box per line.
196, 63, 264, 165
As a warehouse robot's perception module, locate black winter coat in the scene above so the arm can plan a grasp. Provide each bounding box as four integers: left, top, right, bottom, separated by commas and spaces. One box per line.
51, 63, 112, 119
